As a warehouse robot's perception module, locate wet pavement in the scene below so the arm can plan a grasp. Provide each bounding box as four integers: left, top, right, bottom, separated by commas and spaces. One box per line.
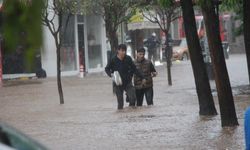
0, 54, 250, 150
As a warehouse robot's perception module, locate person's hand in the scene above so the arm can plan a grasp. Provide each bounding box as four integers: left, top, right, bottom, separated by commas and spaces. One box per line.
142, 79, 147, 86
111, 73, 114, 79
111, 73, 115, 82
151, 72, 157, 77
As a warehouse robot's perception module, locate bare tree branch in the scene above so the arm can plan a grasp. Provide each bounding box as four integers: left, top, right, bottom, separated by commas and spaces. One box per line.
141, 12, 158, 24
49, 19, 57, 33
171, 16, 179, 22
59, 13, 71, 43
49, 12, 56, 23
162, 9, 167, 30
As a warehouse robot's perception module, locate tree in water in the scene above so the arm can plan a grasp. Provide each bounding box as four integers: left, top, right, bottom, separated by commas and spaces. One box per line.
42, 0, 84, 104
180, 0, 217, 115
139, 0, 180, 86
222, 0, 250, 86
243, 0, 250, 84
199, 0, 238, 127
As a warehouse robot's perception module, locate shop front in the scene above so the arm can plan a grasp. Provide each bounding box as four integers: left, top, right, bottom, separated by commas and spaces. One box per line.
42, 14, 107, 77
77, 14, 107, 74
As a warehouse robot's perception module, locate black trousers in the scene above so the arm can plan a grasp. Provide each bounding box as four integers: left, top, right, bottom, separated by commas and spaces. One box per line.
136, 87, 154, 106
115, 83, 137, 109
148, 48, 157, 63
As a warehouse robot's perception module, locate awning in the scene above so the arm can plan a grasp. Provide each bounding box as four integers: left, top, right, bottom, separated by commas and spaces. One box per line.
128, 21, 160, 31
128, 10, 160, 31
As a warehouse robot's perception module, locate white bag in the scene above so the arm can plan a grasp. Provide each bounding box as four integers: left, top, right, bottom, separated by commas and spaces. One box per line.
112, 71, 122, 86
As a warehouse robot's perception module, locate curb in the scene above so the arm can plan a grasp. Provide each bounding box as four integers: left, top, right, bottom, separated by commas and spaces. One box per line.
3, 76, 37, 81
3, 73, 37, 81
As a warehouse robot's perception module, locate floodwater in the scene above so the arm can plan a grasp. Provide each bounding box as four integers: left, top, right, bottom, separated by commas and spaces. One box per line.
0, 54, 249, 150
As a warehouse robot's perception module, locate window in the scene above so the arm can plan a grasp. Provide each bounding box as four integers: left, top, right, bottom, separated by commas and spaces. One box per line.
60, 14, 77, 72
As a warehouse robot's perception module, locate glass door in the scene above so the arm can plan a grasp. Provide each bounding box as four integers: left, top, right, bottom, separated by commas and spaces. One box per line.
86, 15, 103, 70
61, 14, 77, 72
77, 23, 85, 72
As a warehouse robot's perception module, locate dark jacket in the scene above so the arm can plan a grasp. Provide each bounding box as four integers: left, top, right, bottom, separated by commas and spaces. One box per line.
105, 55, 144, 86
134, 59, 156, 89
145, 36, 160, 50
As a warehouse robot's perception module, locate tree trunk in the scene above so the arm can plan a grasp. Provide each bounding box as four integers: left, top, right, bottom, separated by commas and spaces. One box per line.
165, 40, 172, 86
166, 52, 172, 86
135, 30, 144, 50
55, 36, 64, 104
109, 31, 119, 52
165, 32, 172, 86
106, 29, 118, 63
244, 0, 250, 84
180, 0, 217, 115
201, 3, 238, 126
104, 13, 119, 61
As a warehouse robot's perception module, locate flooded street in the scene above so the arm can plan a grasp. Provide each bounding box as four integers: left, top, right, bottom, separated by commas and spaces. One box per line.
0, 54, 249, 150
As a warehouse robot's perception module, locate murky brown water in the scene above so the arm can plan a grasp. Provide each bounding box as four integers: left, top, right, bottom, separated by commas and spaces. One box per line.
0, 54, 249, 150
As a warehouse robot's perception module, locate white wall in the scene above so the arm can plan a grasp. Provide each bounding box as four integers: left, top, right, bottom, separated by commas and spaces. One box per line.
101, 18, 108, 68
41, 25, 57, 77
41, 1, 58, 77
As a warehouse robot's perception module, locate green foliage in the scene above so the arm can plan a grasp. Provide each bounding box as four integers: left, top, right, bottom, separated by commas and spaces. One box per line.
51, 0, 86, 15
196, 0, 213, 7
221, 0, 243, 36
221, 0, 242, 9
158, 0, 174, 8
138, 0, 180, 32
3, 0, 43, 71
83, 0, 139, 51
87, 0, 138, 24
197, 0, 243, 36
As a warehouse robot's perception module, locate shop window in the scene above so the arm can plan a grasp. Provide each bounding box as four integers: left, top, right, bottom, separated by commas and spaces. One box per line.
60, 14, 77, 72
86, 15, 103, 69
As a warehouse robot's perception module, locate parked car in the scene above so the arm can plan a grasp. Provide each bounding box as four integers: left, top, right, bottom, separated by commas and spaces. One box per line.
172, 38, 189, 61
172, 38, 229, 61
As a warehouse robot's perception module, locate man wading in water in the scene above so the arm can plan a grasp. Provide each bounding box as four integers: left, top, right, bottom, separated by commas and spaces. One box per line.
105, 44, 146, 110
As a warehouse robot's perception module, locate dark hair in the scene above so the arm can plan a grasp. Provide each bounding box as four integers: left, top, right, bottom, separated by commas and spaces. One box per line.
137, 47, 145, 53
118, 44, 127, 51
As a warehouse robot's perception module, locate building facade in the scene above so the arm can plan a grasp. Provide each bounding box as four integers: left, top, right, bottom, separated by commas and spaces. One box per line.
42, 14, 108, 77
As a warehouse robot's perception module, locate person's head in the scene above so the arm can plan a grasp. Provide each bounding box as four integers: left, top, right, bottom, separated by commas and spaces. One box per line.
137, 47, 145, 61
117, 44, 127, 59
152, 32, 156, 37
